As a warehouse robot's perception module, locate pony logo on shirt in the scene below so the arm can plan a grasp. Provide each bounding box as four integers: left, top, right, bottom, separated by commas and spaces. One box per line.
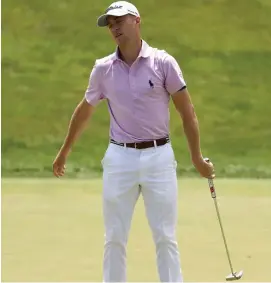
149, 80, 154, 89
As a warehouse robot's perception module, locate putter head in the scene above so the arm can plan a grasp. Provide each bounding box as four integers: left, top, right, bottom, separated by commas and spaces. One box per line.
226, 270, 243, 281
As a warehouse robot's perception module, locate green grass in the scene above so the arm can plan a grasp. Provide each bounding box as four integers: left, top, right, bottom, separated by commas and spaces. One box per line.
2, 0, 271, 177
2, 178, 271, 282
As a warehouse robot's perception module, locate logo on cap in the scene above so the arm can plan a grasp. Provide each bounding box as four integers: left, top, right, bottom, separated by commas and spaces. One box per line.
127, 9, 138, 15
105, 5, 123, 13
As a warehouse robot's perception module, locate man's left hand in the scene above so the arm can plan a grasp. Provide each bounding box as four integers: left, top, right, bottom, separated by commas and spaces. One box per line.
192, 157, 215, 179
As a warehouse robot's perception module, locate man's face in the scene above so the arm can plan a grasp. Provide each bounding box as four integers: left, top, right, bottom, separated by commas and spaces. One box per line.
107, 15, 139, 44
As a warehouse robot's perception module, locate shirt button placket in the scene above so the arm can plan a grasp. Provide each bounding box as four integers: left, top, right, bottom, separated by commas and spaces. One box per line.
129, 68, 136, 115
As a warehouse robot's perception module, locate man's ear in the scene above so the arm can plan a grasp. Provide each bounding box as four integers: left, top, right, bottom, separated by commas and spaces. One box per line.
135, 16, 141, 24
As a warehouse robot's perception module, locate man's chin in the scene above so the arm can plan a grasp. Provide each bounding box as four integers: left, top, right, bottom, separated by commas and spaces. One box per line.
115, 35, 126, 45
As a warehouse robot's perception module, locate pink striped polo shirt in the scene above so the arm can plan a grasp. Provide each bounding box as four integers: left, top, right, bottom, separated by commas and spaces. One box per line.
85, 40, 186, 142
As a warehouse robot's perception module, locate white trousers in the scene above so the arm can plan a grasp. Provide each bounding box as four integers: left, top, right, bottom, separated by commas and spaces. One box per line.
101, 142, 183, 282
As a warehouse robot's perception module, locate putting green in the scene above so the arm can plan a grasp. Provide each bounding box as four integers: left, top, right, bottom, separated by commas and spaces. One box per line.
2, 178, 271, 281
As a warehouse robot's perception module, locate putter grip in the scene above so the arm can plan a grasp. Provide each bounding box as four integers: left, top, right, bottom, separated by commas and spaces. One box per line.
204, 157, 216, 198
208, 178, 216, 198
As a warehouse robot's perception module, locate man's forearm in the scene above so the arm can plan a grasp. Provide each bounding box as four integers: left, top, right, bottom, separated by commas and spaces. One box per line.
60, 99, 94, 156
182, 114, 203, 162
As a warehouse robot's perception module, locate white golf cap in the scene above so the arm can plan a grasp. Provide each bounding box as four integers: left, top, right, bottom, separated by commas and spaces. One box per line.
97, 1, 140, 27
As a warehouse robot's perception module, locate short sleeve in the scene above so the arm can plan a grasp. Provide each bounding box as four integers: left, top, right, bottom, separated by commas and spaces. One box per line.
163, 54, 186, 95
84, 61, 104, 106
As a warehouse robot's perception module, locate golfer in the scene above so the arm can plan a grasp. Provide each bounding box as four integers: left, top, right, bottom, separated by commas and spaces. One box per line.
53, 1, 215, 282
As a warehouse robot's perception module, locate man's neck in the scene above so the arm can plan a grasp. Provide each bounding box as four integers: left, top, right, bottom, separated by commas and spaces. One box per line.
118, 38, 142, 66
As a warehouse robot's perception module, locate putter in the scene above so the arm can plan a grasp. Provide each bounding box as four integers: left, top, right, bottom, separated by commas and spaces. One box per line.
205, 158, 243, 281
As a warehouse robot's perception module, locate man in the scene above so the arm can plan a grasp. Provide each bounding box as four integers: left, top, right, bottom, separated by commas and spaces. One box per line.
53, 1, 215, 282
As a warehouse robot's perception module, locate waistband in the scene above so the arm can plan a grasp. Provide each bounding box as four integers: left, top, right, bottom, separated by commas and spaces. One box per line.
110, 137, 170, 149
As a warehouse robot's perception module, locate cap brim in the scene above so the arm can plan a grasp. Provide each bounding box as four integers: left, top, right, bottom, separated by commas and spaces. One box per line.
97, 10, 129, 27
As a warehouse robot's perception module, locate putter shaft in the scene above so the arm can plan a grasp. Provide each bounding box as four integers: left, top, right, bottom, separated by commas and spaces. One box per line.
213, 197, 235, 275
208, 178, 235, 275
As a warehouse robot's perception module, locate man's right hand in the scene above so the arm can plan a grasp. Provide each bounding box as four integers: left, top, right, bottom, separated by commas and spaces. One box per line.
52, 98, 94, 178
53, 151, 67, 178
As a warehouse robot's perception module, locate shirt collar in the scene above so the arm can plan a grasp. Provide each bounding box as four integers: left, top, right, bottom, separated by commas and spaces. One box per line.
113, 39, 151, 62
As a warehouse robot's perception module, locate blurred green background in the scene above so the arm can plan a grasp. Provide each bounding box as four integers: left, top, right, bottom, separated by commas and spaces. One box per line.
2, 0, 271, 178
